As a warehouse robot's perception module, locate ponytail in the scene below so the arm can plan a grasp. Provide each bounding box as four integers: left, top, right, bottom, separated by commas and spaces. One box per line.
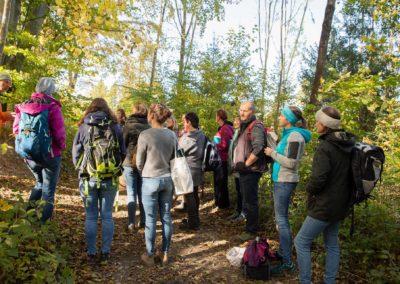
289, 106, 308, 129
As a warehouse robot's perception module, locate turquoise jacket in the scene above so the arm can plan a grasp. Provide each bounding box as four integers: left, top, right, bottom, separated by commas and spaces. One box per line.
271, 127, 311, 183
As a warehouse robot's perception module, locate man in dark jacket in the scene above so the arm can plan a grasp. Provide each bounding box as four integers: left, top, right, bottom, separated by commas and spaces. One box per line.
232, 101, 267, 240
294, 106, 355, 284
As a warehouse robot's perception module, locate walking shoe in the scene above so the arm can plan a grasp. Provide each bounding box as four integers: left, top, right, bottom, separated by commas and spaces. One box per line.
141, 252, 155, 266
100, 253, 110, 265
238, 231, 256, 242
231, 213, 246, 222
270, 261, 296, 275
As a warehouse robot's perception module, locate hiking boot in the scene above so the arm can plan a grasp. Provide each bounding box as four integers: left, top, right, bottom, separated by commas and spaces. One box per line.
100, 253, 110, 265
270, 261, 296, 275
238, 231, 256, 242
87, 254, 97, 266
141, 252, 155, 266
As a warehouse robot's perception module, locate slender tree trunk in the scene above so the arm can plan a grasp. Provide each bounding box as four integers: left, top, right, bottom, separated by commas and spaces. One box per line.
149, 0, 167, 91
8, 0, 21, 32
274, 0, 286, 129
0, 0, 12, 62
309, 0, 336, 105
24, 2, 48, 36
177, 2, 187, 95
259, 0, 277, 120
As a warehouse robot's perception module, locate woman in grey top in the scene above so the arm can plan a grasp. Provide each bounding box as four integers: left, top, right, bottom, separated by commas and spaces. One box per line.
178, 112, 207, 231
136, 103, 176, 267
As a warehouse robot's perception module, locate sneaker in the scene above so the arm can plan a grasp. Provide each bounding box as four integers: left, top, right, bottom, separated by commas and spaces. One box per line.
231, 214, 246, 222
100, 253, 110, 265
87, 254, 97, 266
270, 261, 296, 275
238, 231, 256, 242
141, 252, 155, 266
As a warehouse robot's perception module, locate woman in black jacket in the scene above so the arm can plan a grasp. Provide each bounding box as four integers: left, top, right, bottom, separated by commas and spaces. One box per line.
123, 103, 150, 231
294, 106, 355, 284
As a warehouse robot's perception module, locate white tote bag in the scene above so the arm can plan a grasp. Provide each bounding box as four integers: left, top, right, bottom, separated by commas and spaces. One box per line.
170, 147, 194, 195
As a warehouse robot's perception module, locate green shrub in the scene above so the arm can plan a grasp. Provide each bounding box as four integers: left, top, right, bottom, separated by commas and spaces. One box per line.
0, 196, 74, 283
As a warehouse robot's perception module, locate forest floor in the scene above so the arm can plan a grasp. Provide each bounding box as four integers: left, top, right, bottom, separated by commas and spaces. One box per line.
0, 149, 298, 283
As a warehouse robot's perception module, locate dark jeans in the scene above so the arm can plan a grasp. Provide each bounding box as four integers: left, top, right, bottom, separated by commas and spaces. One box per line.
25, 156, 62, 223
239, 172, 262, 233
184, 186, 200, 227
235, 176, 244, 215
214, 161, 230, 209
123, 166, 145, 226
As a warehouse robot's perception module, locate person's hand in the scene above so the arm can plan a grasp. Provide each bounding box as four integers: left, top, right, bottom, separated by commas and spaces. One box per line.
264, 147, 274, 156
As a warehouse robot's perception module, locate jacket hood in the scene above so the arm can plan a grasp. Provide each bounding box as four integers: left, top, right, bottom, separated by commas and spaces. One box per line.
126, 115, 148, 125
84, 111, 112, 125
283, 127, 312, 143
320, 130, 356, 153
17, 93, 61, 115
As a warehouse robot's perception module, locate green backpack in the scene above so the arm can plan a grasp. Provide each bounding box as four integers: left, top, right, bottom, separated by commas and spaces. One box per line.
78, 119, 122, 189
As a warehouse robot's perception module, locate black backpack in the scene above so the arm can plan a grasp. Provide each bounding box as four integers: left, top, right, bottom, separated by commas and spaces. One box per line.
202, 138, 221, 172
349, 142, 385, 235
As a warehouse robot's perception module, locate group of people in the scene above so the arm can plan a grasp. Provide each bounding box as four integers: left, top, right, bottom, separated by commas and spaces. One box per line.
2, 70, 356, 283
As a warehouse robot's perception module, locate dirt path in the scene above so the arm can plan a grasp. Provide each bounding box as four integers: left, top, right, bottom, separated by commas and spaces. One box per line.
0, 150, 296, 283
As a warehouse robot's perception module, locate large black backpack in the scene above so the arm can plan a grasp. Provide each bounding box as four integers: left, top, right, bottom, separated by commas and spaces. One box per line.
349, 142, 385, 235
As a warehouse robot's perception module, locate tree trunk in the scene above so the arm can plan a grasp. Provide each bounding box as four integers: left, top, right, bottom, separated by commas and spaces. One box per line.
274, 0, 286, 129
309, 0, 336, 105
0, 0, 12, 62
177, 2, 187, 95
8, 0, 21, 33
24, 1, 48, 36
149, 0, 167, 91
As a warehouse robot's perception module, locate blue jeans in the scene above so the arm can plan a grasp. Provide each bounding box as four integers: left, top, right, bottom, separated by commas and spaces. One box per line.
273, 182, 297, 263
141, 177, 174, 256
294, 216, 340, 284
239, 172, 261, 233
25, 156, 62, 223
123, 166, 145, 226
80, 179, 117, 255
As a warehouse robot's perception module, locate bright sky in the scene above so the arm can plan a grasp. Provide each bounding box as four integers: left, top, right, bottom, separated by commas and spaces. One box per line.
76, 0, 327, 96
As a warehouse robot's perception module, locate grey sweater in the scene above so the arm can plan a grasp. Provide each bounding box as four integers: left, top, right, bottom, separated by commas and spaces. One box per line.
179, 129, 207, 186
136, 128, 177, 178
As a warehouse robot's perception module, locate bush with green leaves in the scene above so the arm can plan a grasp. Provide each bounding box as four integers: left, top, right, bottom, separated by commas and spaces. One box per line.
0, 195, 74, 283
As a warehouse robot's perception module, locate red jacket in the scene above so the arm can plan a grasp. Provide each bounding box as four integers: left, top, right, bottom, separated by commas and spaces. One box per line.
216, 123, 234, 162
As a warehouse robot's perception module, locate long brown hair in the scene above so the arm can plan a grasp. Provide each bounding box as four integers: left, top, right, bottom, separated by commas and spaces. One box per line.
78, 98, 117, 126
289, 106, 308, 129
